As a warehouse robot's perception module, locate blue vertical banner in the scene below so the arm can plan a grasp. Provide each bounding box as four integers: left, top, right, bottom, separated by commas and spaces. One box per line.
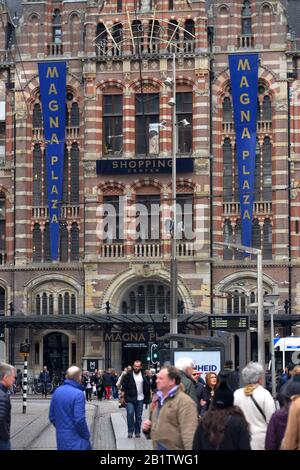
38, 62, 66, 260
228, 54, 259, 249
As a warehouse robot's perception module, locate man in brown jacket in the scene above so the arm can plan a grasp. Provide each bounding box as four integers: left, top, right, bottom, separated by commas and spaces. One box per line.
142, 366, 198, 450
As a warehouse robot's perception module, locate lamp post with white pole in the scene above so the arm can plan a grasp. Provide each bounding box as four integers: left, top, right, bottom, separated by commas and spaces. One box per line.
214, 242, 265, 374
263, 294, 280, 399
164, 53, 178, 349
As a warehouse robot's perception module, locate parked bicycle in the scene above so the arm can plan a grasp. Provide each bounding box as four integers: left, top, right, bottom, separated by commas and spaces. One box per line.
33, 378, 53, 395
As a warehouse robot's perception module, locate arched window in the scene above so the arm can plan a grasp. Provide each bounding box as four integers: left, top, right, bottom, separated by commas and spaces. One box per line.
262, 95, 272, 121
32, 223, 42, 262
222, 97, 232, 123
33, 144, 42, 205
0, 194, 6, 260
0, 286, 5, 314
184, 19, 195, 52
122, 301, 128, 314
148, 20, 160, 53
70, 103, 79, 127
71, 223, 79, 261
157, 285, 165, 314
112, 23, 123, 55
138, 286, 145, 314
132, 20, 144, 54
168, 20, 179, 52
263, 137, 272, 200
235, 219, 243, 260
147, 284, 155, 314
36, 294, 41, 315
263, 218, 272, 259
44, 223, 51, 261
122, 283, 176, 315
223, 220, 233, 260
242, 0, 252, 35
252, 218, 261, 252
254, 140, 260, 201
223, 138, 232, 202
70, 143, 79, 204
42, 292, 48, 315
62, 147, 69, 204
96, 23, 107, 56
33, 103, 42, 128
52, 9, 62, 44
71, 294, 76, 315
49, 294, 54, 315
58, 294, 63, 315
64, 292, 70, 315
129, 291, 135, 313
60, 224, 68, 262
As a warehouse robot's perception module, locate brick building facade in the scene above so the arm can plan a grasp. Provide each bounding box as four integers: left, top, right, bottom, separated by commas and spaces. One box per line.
0, 0, 299, 375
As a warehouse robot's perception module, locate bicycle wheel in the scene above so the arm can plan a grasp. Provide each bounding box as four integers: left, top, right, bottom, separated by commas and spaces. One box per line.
34, 383, 43, 394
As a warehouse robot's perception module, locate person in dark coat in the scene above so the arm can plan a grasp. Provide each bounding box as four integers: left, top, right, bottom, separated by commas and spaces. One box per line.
193, 379, 250, 450
102, 370, 113, 400
49, 366, 91, 450
122, 360, 150, 438
0, 363, 15, 450
174, 357, 200, 412
39, 366, 51, 398
266, 374, 300, 450
219, 360, 240, 392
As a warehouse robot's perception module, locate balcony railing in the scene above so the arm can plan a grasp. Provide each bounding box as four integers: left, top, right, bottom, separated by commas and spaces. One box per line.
223, 201, 272, 216
32, 205, 80, 219
222, 121, 272, 134
47, 43, 63, 56
32, 127, 79, 142
135, 243, 161, 257
100, 243, 124, 258
177, 242, 194, 257
238, 35, 254, 48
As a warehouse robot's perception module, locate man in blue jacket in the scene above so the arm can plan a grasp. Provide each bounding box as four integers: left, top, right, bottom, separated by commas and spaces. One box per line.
49, 366, 91, 450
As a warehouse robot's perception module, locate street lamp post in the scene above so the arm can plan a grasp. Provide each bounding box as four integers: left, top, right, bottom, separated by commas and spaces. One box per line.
264, 294, 280, 399
165, 53, 178, 349
214, 242, 265, 372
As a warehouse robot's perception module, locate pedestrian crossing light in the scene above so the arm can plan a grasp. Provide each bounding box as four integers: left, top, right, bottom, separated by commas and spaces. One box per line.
147, 353, 151, 362
151, 344, 159, 364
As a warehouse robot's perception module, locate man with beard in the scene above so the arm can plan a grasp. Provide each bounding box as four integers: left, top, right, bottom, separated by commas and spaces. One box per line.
122, 360, 150, 438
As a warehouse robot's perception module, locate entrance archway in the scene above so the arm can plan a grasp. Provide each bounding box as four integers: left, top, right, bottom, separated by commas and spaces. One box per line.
43, 332, 69, 379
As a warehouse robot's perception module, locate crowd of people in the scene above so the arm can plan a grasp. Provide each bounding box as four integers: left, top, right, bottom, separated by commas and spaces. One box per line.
1, 358, 300, 450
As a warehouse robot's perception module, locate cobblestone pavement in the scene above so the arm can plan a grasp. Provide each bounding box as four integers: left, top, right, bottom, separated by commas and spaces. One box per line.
10, 397, 153, 450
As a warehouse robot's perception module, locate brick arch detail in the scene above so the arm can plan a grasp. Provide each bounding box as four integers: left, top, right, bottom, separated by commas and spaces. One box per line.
130, 178, 162, 195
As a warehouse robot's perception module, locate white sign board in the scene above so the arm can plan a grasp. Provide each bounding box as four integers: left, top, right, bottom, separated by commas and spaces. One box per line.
174, 350, 221, 381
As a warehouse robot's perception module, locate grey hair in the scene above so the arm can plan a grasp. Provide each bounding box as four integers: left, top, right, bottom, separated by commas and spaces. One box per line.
0, 362, 15, 381
66, 366, 82, 382
242, 362, 264, 384
175, 357, 194, 372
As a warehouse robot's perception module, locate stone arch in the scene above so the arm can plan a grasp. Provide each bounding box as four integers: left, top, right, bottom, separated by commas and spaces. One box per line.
130, 177, 163, 196
23, 273, 83, 316
130, 77, 161, 92
97, 80, 125, 92
100, 265, 195, 314
97, 181, 125, 200
260, 2, 274, 15
27, 12, 41, 22
218, 4, 230, 15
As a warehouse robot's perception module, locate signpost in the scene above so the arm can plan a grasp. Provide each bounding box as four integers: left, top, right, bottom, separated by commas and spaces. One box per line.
20, 342, 30, 414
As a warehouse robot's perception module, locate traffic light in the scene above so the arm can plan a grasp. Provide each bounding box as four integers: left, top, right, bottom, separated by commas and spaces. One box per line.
151, 344, 159, 364
146, 352, 151, 362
